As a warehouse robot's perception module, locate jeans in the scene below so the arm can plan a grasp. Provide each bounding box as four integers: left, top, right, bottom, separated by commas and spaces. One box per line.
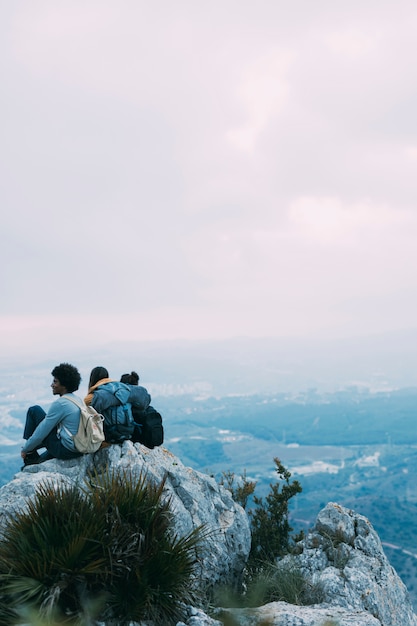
24, 405, 82, 461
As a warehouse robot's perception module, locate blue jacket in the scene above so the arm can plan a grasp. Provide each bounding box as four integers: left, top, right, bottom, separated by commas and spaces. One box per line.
90, 381, 151, 414
90, 380, 151, 443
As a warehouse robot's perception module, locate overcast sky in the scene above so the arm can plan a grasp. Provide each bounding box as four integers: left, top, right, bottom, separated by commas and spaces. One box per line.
2, 0, 417, 356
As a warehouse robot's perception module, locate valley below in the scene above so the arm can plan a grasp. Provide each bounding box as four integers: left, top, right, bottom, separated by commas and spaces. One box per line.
1, 367, 417, 608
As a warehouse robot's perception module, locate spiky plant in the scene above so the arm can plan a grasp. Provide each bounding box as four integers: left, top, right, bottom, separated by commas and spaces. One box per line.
0, 481, 107, 623
0, 469, 205, 625
86, 469, 204, 624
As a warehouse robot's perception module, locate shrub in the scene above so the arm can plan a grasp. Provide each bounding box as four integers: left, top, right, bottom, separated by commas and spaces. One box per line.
213, 559, 324, 611
244, 560, 324, 607
0, 481, 106, 624
87, 469, 204, 624
248, 458, 302, 568
220, 458, 302, 569
219, 469, 256, 509
0, 469, 204, 625
213, 459, 308, 615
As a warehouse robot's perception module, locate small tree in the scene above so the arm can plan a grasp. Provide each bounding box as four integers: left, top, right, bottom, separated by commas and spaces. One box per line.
215, 459, 304, 609
248, 457, 302, 568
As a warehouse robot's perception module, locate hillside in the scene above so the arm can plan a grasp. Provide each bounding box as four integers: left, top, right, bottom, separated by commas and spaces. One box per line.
2, 362, 417, 608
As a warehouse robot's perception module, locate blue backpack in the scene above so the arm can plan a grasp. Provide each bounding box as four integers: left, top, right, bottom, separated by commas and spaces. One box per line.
93, 382, 135, 444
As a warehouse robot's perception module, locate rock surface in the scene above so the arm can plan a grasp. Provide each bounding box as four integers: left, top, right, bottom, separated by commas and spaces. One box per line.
216, 602, 382, 625
1, 450, 416, 626
283, 502, 417, 626
183, 501, 417, 626
0, 442, 251, 593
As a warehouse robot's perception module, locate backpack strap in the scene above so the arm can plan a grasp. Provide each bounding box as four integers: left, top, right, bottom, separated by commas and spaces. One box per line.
61, 395, 82, 439
62, 395, 83, 409
113, 388, 132, 424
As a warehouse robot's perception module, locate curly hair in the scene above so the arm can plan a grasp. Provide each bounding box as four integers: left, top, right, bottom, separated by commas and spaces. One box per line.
51, 363, 81, 393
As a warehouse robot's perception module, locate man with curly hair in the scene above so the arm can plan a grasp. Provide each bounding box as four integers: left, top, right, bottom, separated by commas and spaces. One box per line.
21, 363, 83, 466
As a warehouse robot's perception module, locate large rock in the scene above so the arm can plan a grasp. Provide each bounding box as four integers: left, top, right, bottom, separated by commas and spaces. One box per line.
0, 442, 251, 593
212, 502, 417, 626
2, 455, 416, 626
284, 502, 417, 626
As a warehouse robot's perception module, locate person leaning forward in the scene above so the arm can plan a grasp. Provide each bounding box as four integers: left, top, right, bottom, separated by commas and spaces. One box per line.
85, 366, 150, 443
21, 363, 83, 467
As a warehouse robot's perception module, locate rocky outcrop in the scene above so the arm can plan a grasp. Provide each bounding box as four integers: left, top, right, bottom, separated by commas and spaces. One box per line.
209, 502, 417, 626
1, 450, 416, 626
0, 442, 251, 593
285, 502, 417, 626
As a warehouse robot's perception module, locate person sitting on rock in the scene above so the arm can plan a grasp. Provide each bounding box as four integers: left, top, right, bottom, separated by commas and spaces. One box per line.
120, 370, 162, 446
21, 363, 84, 467
85, 366, 150, 443
84, 366, 113, 406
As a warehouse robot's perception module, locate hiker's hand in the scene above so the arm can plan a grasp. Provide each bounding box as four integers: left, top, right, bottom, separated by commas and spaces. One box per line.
21, 450, 26, 459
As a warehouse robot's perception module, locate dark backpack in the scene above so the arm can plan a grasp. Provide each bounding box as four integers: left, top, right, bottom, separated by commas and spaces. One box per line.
132, 405, 164, 449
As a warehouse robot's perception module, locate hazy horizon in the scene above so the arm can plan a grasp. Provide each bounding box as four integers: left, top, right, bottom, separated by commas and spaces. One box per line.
2, 328, 417, 396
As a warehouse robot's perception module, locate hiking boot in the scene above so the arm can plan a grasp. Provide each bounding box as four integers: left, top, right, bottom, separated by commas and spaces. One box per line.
23, 451, 40, 466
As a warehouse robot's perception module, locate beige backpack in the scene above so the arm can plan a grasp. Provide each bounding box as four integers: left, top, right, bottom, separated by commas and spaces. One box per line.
63, 396, 105, 454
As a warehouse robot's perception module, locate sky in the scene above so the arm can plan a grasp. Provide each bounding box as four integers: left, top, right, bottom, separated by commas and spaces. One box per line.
2, 0, 417, 356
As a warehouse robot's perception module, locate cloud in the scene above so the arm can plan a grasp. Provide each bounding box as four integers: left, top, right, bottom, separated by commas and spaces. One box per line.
2, 1, 417, 352
226, 48, 294, 152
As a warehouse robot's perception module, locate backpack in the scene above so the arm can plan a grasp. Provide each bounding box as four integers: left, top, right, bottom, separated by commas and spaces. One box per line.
102, 385, 135, 444
63, 396, 105, 454
132, 405, 164, 449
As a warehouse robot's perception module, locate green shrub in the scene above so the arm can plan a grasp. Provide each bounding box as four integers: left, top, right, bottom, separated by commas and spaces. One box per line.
247, 458, 302, 568
213, 559, 324, 610
220, 458, 302, 570
219, 469, 256, 509
0, 469, 204, 625
87, 469, 204, 624
0, 481, 106, 624
213, 459, 309, 615
245, 560, 324, 607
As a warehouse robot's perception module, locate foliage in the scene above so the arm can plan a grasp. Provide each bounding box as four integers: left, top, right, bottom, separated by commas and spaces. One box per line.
215, 458, 307, 613
221, 458, 302, 569
244, 560, 324, 607
214, 559, 324, 609
219, 469, 256, 509
0, 469, 204, 625
87, 469, 204, 624
0, 481, 106, 625
247, 457, 302, 568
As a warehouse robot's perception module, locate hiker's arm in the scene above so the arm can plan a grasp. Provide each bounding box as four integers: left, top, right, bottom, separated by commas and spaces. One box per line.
22, 400, 64, 453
